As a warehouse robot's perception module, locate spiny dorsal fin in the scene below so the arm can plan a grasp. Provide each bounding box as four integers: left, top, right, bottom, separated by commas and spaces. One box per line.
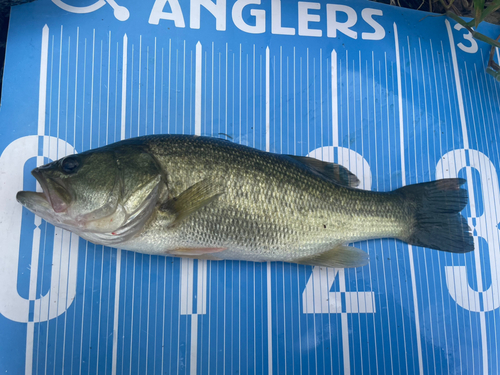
286, 155, 360, 188
159, 178, 224, 227
294, 245, 369, 268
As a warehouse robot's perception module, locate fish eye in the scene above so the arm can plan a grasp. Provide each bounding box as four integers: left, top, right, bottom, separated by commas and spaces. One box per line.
61, 156, 81, 174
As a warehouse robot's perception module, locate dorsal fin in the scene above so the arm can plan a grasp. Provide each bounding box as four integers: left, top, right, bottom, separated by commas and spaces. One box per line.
286, 155, 360, 188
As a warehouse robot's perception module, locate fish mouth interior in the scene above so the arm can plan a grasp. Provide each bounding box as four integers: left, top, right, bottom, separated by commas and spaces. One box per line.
31, 168, 69, 213
16, 190, 80, 233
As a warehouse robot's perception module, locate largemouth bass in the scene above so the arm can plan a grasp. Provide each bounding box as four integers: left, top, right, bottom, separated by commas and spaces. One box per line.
16, 135, 474, 267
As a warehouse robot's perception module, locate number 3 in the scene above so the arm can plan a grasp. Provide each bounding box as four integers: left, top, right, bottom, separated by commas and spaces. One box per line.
454, 23, 478, 54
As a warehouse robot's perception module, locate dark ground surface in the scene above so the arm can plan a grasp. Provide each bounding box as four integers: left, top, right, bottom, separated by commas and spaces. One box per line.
0, 0, 498, 104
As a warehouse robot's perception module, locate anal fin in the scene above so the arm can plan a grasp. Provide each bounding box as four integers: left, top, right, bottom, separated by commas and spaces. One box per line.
294, 245, 369, 268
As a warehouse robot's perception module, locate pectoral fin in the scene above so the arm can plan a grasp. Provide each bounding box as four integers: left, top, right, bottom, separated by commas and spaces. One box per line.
160, 179, 224, 227
294, 245, 369, 268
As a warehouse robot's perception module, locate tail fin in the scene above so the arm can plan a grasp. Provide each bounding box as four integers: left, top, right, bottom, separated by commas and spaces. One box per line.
395, 178, 474, 253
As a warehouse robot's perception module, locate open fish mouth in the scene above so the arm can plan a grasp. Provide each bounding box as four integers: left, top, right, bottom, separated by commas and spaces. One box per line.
17, 168, 70, 214
16, 183, 80, 235
16, 190, 54, 219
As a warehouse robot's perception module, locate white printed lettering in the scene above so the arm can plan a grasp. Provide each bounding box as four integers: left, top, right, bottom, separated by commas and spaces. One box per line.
454, 23, 478, 53
302, 266, 376, 314
436, 149, 500, 312
191, 0, 227, 31
326, 4, 357, 39
149, 0, 186, 27
271, 0, 295, 35
302, 147, 374, 314
298, 2, 322, 37
361, 8, 385, 40
232, 0, 265, 34
0, 136, 79, 323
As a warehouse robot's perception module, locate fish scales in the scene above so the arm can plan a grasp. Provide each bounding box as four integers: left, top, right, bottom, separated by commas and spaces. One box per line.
16, 134, 474, 268
130, 136, 408, 261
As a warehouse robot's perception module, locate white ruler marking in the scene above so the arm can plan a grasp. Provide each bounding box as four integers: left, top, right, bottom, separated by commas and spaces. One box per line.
266, 47, 270, 152
446, 19, 488, 374
111, 33, 128, 375
394, 23, 424, 375
25, 24, 50, 375
195, 42, 202, 135
265, 45, 273, 375
120, 34, 128, 139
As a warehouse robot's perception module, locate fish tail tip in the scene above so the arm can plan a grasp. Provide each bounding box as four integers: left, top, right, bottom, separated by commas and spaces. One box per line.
397, 178, 474, 254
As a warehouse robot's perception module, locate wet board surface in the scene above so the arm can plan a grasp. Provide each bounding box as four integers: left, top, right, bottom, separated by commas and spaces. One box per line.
0, 0, 500, 374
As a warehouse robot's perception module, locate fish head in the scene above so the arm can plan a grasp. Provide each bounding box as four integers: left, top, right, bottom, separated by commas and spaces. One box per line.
17, 146, 164, 243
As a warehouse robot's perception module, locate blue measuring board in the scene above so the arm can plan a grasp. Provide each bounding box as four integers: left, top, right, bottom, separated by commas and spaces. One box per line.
0, 0, 499, 374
